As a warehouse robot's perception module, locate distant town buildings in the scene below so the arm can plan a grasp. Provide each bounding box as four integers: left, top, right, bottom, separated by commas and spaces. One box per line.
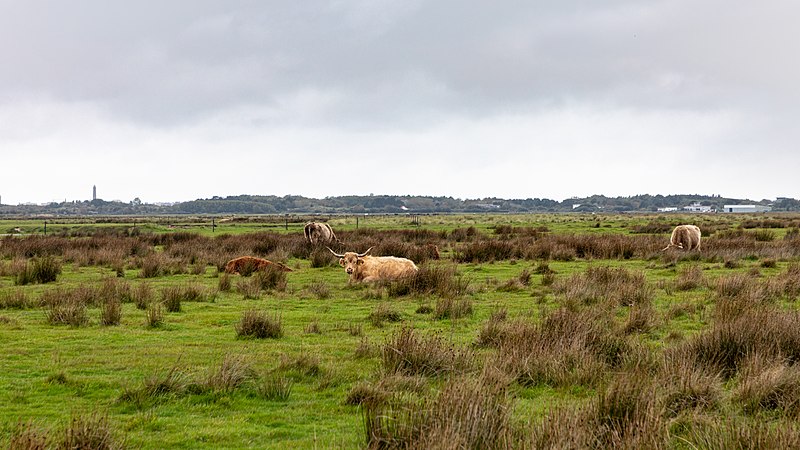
683, 202, 714, 213
93, 185, 97, 201
723, 204, 772, 213
656, 202, 773, 213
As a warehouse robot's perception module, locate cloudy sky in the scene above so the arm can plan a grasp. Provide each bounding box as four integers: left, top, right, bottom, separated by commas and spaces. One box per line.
1, 1, 797, 205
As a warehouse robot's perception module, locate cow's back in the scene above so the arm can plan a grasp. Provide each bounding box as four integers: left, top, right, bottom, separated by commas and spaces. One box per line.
363, 256, 417, 280
673, 225, 701, 250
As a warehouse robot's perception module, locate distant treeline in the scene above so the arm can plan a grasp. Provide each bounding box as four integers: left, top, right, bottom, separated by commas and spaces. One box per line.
1, 194, 798, 216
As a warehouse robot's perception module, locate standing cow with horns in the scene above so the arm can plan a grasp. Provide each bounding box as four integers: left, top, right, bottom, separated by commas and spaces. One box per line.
304, 222, 340, 246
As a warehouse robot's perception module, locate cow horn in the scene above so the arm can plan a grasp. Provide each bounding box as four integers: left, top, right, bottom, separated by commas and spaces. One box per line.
357, 247, 373, 258
327, 247, 345, 258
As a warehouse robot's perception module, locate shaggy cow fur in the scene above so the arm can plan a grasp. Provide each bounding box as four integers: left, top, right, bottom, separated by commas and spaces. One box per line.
662, 224, 702, 251
328, 247, 418, 283
224, 256, 292, 274
304, 222, 339, 245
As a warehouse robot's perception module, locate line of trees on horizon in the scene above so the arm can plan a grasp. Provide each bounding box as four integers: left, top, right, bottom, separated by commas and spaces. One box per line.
0, 194, 797, 216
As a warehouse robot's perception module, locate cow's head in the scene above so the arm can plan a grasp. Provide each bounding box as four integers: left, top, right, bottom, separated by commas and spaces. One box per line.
328, 247, 372, 275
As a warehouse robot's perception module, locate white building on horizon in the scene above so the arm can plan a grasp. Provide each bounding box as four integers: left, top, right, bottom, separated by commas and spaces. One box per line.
723, 204, 772, 213
683, 202, 714, 213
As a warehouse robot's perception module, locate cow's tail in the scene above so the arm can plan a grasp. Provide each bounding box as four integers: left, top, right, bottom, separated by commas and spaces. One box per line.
304, 223, 311, 242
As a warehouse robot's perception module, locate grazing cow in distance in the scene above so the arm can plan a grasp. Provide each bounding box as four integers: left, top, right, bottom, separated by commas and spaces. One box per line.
304, 222, 339, 245
662, 225, 702, 251
224, 256, 293, 274
327, 247, 418, 283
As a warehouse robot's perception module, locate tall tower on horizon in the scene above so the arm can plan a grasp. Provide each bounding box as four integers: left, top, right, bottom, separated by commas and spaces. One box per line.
93, 185, 96, 201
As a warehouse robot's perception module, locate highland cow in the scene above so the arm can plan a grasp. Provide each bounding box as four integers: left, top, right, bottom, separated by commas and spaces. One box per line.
662, 225, 702, 251
327, 247, 418, 283
224, 256, 292, 274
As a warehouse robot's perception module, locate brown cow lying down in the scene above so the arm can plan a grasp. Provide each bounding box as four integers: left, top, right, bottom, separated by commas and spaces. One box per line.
224, 256, 293, 274
328, 247, 417, 283
662, 224, 702, 251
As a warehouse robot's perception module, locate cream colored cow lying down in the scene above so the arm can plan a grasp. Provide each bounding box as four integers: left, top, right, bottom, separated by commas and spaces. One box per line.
327, 247, 417, 283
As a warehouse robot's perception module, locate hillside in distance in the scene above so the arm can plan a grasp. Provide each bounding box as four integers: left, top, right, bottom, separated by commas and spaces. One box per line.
1, 194, 797, 216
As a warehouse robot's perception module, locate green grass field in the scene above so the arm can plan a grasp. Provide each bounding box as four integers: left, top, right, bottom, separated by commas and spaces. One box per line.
2, 213, 800, 448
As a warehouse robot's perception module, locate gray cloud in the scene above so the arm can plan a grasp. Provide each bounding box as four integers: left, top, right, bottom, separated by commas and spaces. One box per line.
0, 1, 797, 203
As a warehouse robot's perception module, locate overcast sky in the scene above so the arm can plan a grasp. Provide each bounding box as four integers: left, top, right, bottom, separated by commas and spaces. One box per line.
1, 1, 797, 205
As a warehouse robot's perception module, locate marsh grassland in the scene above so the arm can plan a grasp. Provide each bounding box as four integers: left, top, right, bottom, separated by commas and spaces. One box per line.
2, 213, 800, 448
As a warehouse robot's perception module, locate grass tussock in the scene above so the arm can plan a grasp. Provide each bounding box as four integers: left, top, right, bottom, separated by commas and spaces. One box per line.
368, 303, 403, 328
363, 376, 514, 450
475, 308, 508, 348
278, 352, 324, 378
671, 308, 800, 380
7, 420, 50, 450
253, 265, 287, 291
382, 326, 475, 377
660, 352, 723, 416
236, 278, 261, 299
307, 280, 331, 300
217, 273, 232, 292
530, 374, 666, 449
681, 417, 800, 449
553, 266, 652, 307
675, 264, 706, 291
256, 375, 293, 401
59, 412, 120, 450
0, 289, 36, 309
144, 302, 163, 328
387, 265, 470, 299
118, 364, 190, 408
493, 307, 629, 388
202, 354, 256, 393
13, 256, 62, 285
236, 309, 283, 339
733, 353, 800, 418
432, 297, 473, 320
43, 289, 89, 327
355, 336, 379, 359
131, 283, 154, 310
99, 297, 122, 326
